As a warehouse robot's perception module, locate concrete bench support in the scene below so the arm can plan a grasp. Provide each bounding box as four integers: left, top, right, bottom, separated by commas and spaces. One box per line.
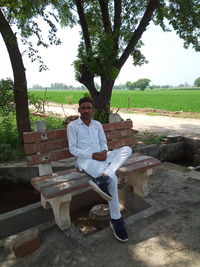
41, 194, 72, 230
127, 169, 153, 198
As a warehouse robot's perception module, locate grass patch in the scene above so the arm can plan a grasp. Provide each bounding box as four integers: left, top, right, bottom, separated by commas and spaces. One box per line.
135, 132, 166, 145
29, 89, 200, 113
111, 89, 200, 112
145, 112, 162, 116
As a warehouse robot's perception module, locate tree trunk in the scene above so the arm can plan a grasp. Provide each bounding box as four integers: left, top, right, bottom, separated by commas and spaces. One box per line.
86, 78, 114, 122
0, 9, 31, 143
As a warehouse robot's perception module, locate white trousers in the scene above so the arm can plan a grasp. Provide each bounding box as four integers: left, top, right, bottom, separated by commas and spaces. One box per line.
82, 146, 132, 219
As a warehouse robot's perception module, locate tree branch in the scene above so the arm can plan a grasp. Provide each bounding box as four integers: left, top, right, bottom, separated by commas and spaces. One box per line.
113, 0, 121, 32
80, 72, 99, 98
116, 0, 160, 70
113, 0, 121, 50
98, 0, 112, 33
75, 0, 98, 95
75, 0, 91, 52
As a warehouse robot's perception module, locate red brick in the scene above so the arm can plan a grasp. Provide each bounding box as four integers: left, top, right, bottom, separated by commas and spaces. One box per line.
10, 229, 41, 258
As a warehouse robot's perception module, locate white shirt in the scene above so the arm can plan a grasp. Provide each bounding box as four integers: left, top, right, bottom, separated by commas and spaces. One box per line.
67, 118, 108, 171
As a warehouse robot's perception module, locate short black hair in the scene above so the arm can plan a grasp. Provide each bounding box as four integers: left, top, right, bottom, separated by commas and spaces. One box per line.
79, 97, 93, 106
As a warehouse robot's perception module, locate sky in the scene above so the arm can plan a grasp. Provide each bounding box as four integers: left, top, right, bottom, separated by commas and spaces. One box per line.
0, 22, 200, 88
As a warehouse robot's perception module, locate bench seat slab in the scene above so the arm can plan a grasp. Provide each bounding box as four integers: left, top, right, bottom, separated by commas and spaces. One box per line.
117, 155, 161, 176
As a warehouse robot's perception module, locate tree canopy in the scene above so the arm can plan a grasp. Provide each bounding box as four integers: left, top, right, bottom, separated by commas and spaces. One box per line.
194, 77, 200, 87
0, 0, 64, 140
67, 0, 200, 119
0, 0, 63, 70
126, 81, 136, 90
135, 78, 151, 90
1, 0, 200, 124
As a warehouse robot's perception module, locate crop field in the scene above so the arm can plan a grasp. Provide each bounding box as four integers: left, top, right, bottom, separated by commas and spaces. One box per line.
29, 89, 200, 113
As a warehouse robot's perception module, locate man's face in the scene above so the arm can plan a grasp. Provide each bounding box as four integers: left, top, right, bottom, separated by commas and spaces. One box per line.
78, 102, 93, 120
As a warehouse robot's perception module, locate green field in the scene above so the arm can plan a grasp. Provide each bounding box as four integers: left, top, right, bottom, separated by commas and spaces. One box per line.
29, 89, 200, 113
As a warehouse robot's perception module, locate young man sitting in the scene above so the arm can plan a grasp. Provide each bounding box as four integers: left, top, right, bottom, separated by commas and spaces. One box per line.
67, 97, 132, 242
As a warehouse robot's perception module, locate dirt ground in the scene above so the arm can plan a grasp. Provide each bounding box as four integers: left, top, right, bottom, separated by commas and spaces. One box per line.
1, 104, 200, 266
1, 163, 200, 267
38, 102, 200, 137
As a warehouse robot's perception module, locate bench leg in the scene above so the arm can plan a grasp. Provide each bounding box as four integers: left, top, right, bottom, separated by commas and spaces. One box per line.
126, 169, 152, 198
41, 194, 72, 230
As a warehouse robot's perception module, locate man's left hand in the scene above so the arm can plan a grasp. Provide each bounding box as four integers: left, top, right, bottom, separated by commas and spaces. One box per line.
92, 150, 107, 161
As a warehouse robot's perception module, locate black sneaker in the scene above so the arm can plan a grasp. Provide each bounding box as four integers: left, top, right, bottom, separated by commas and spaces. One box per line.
89, 176, 112, 201
110, 217, 128, 242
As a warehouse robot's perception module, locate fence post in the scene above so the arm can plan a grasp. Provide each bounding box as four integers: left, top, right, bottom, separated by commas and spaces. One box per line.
128, 96, 130, 108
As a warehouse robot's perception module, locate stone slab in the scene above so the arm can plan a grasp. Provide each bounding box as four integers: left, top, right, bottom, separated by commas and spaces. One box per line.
0, 202, 53, 239
10, 229, 41, 258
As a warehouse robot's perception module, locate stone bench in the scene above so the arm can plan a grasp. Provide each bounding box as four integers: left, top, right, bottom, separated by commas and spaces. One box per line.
23, 119, 161, 230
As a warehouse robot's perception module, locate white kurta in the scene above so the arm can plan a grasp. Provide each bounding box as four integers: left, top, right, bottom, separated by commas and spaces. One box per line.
67, 117, 132, 219
67, 118, 109, 177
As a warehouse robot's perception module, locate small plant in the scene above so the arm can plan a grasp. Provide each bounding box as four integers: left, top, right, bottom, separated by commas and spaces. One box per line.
66, 95, 73, 104
144, 133, 165, 145
180, 166, 190, 172
93, 109, 111, 123
28, 93, 44, 112
83, 92, 91, 98
144, 135, 164, 145
136, 132, 166, 145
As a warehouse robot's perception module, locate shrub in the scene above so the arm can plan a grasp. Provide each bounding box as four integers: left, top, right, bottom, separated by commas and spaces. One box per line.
0, 115, 19, 147
28, 93, 44, 112
66, 95, 73, 104
93, 109, 111, 123
0, 114, 64, 162
0, 143, 24, 162
0, 114, 24, 162
30, 114, 63, 130
0, 78, 14, 115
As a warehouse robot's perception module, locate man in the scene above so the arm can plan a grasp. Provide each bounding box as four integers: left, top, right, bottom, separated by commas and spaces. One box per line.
67, 97, 132, 242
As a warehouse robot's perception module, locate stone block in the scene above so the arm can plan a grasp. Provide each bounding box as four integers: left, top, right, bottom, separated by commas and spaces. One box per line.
193, 154, 200, 166
159, 141, 185, 162
166, 134, 183, 142
10, 229, 40, 258
137, 144, 160, 159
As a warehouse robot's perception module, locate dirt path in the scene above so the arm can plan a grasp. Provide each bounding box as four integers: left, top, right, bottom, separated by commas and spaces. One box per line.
42, 102, 200, 137
119, 112, 200, 137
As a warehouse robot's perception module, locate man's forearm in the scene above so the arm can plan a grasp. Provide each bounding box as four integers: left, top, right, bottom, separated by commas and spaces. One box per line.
69, 146, 92, 159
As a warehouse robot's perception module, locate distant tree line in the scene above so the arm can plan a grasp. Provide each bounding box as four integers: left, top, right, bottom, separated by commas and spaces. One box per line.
30, 77, 199, 91
30, 83, 86, 90
30, 79, 152, 91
